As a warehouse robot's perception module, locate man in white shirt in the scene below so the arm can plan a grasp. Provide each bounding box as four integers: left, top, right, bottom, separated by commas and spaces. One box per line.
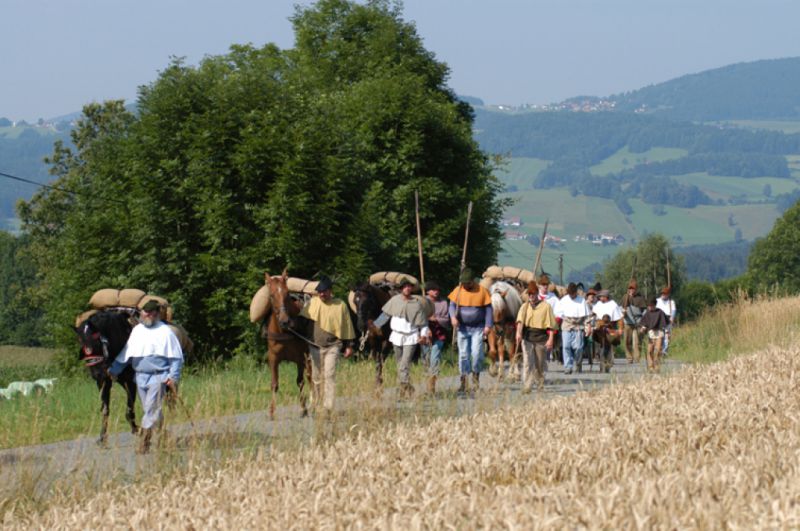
555, 283, 590, 374
656, 286, 677, 355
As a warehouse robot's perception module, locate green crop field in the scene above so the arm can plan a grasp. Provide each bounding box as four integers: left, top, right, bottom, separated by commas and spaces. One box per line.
673, 173, 800, 200
493, 157, 550, 190
590, 146, 688, 176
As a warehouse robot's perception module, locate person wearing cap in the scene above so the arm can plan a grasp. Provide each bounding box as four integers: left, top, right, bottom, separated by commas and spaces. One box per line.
108, 299, 184, 454
639, 298, 669, 372
533, 274, 560, 362
373, 278, 432, 398
554, 283, 591, 374
299, 275, 355, 413
591, 290, 624, 372
621, 280, 647, 364
422, 280, 450, 394
656, 286, 677, 356
584, 287, 598, 366
515, 280, 557, 392
448, 268, 493, 393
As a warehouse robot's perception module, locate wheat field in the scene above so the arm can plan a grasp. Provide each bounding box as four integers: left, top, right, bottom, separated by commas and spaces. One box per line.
6, 337, 800, 529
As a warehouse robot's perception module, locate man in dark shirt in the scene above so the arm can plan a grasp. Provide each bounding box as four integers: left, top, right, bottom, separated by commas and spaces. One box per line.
639, 298, 669, 373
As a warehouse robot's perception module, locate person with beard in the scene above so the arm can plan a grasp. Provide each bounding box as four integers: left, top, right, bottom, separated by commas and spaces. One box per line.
515, 281, 557, 393
108, 299, 183, 453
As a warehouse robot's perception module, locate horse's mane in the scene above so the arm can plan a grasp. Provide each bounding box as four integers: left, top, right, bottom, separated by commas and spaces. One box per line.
490, 280, 523, 320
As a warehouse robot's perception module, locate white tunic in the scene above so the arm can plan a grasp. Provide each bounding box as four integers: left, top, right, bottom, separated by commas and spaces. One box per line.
389, 316, 429, 347
656, 298, 677, 320
592, 300, 624, 322
116, 321, 183, 363
555, 295, 590, 319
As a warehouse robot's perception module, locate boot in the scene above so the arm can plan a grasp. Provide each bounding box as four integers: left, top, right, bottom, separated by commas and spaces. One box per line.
136, 428, 152, 455
458, 375, 467, 394
472, 372, 480, 392
427, 375, 437, 395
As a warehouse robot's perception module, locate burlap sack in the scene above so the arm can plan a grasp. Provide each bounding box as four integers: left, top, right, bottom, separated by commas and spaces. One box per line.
75, 309, 98, 328
286, 277, 319, 294
482, 265, 535, 284
479, 277, 494, 290
368, 271, 419, 287
249, 284, 271, 323
118, 288, 146, 308
167, 323, 194, 354
138, 294, 169, 309
89, 289, 120, 309
347, 291, 357, 314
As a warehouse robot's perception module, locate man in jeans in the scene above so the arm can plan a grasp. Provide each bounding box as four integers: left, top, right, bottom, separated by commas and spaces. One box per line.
422, 281, 450, 394
300, 275, 355, 413
554, 283, 591, 374
448, 268, 493, 393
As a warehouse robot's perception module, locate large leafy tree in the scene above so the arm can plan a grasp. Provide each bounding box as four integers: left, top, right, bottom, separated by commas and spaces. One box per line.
19, 0, 506, 361
748, 199, 800, 293
598, 234, 685, 302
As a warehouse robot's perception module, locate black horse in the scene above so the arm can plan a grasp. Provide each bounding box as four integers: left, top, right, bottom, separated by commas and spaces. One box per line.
352, 283, 392, 387
75, 310, 138, 445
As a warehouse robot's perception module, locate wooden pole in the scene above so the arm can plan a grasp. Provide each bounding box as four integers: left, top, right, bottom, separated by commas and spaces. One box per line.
533, 219, 549, 276
452, 201, 474, 343
665, 246, 672, 288
415, 191, 425, 288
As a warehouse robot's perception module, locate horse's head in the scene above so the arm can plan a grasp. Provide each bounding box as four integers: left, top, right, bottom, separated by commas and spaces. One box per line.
75, 311, 133, 368
267, 270, 295, 330
352, 282, 378, 333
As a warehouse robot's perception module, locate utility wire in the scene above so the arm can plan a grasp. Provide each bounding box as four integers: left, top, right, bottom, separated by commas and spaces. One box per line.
0, 170, 127, 205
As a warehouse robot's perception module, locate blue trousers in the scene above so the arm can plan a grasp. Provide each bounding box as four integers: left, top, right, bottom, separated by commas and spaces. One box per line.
561, 329, 585, 371
457, 327, 485, 375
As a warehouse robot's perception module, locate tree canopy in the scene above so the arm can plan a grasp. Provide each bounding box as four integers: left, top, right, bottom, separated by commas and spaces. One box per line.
747, 199, 800, 293
18, 0, 506, 361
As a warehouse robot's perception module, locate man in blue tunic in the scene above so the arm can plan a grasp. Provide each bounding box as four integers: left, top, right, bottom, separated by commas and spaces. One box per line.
109, 299, 184, 453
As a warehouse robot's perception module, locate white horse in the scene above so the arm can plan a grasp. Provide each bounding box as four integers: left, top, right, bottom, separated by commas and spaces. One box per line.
487, 280, 523, 379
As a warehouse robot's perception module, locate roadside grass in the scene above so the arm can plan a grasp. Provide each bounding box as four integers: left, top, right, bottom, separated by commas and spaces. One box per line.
0, 348, 461, 449
670, 293, 800, 364
0, 346, 57, 387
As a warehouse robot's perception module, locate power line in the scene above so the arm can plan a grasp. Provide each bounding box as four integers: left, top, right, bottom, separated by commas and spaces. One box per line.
0, 170, 127, 205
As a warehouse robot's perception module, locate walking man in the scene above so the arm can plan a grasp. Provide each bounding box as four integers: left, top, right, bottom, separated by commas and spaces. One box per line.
374, 278, 432, 398
621, 280, 647, 364
515, 281, 557, 392
422, 281, 450, 394
300, 275, 355, 413
555, 283, 591, 374
448, 268, 493, 393
591, 290, 624, 372
656, 286, 677, 356
109, 299, 183, 454
639, 298, 670, 373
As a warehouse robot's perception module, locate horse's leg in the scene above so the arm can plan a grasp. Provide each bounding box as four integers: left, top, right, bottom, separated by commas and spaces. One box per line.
497, 336, 506, 381
374, 340, 385, 396
122, 377, 139, 434
269, 356, 279, 420
98, 379, 111, 446
297, 354, 308, 417
486, 330, 498, 377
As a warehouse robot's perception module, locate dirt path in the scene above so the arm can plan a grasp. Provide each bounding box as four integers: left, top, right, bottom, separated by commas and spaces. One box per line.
1, 358, 682, 498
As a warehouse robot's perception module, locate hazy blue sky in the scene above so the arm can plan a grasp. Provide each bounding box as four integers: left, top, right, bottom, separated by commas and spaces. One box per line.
2, 0, 799, 121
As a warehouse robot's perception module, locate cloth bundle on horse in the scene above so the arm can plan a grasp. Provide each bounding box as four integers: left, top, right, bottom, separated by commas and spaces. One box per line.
250, 271, 313, 419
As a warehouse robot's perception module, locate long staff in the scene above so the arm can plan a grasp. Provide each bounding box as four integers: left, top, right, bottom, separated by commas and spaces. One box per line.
532, 219, 549, 276
415, 191, 426, 287
665, 246, 672, 288
452, 201, 474, 342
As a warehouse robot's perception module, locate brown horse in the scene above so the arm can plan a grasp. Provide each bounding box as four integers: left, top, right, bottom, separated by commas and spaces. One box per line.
263, 272, 312, 419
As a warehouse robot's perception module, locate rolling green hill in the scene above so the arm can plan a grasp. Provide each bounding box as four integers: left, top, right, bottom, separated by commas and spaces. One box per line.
612, 57, 800, 121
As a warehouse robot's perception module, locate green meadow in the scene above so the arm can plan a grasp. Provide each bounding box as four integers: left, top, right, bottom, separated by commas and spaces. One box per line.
673, 173, 799, 200
494, 157, 550, 190
590, 146, 688, 176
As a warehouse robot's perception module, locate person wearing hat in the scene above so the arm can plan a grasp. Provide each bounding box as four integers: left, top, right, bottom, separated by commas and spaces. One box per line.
621, 279, 647, 364
584, 287, 598, 366
448, 268, 493, 393
373, 278, 432, 398
591, 290, 624, 372
299, 275, 355, 413
639, 297, 669, 373
422, 280, 450, 394
533, 274, 560, 362
515, 280, 557, 392
108, 299, 184, 453
656, 286, 677, 356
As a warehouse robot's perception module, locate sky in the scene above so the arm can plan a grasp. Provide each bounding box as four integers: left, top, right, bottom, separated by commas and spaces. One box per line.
2, 0, 800, 121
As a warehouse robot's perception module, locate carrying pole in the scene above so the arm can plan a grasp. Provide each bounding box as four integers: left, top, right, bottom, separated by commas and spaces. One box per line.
452, 201, 474, 342
415, 191, 426, 288
665, 246, 672, 288
533, 219, 549, 276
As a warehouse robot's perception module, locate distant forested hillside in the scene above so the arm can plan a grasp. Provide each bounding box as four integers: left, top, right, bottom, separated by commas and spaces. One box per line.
0, 126, 70, 220
612, 57, 800, 121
